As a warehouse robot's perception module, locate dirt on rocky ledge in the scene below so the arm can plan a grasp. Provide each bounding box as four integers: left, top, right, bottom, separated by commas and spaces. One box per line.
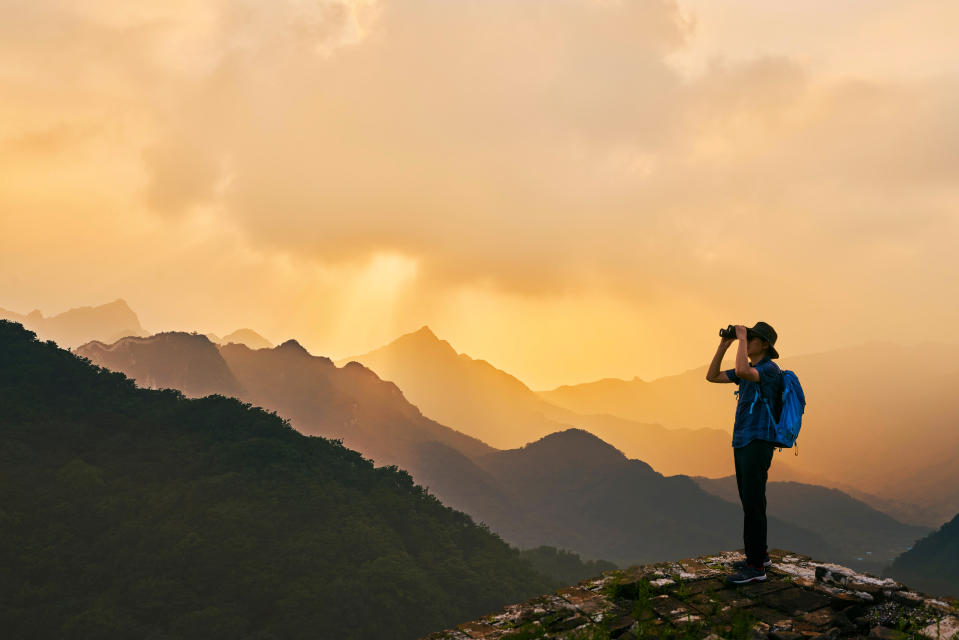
420, 549, 959, 640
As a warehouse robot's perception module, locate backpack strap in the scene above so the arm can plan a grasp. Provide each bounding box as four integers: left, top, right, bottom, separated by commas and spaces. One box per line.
749, 388, 760, 414
756, 363, 788, 449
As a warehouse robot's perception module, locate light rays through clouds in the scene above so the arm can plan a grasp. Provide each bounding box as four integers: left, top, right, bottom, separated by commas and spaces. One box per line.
1, 0, 958, 387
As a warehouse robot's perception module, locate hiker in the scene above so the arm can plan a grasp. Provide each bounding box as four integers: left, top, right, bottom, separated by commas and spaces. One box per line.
706, 322, 785, 585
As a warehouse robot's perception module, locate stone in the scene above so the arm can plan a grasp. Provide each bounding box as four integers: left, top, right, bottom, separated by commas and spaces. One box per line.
890, 590, 924, 606
542, 611, 588, 632
606, 613, 639, 638
918, 615, 959, 640
776, 551, 813, 563
688, 592, 718, 611
748, 605, 793, 626
829, 591, 867, 610
750, 621, 771, 640
617, 565, 662, 583
851, 581, 887, 598
672, 611, 703, 625
650, 577, 675, 588
801, 608, 837, 630
679, 557, 722, 578
738, 580, 794, 598
831, 611, 857, 634
556, 585, 611, 620
925, 600, 959, 616
869, 625, 909, 640
815, 566, 852, 584
685, 578, 725, 596
762, 587, 834, 616
457, 621, 498, 638
714, 588, 756, 608
842, 603, 869, 620
649, 594, 695, 620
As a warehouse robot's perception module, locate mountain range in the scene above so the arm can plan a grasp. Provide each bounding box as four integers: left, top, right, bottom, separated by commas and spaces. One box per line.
75, 329, 930, 572
76, 333, 494, 475
0, 298, 148, 347
342, 328, 959, 528
29, 299, 956, 529
205, 328, 273, 350
334, 326, 815, 483
0, 299, 275, 353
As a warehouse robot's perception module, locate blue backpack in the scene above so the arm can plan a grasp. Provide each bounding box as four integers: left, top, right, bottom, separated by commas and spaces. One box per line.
734, 371, 806, 456
756, 369, 806, 454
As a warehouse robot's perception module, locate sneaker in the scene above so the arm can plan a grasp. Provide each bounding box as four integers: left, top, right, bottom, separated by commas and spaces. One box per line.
732, 555, 771, 570
725, 564, 767, 585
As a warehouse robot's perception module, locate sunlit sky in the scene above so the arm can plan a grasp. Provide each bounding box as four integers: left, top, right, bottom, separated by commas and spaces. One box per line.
2, 0, 958, 389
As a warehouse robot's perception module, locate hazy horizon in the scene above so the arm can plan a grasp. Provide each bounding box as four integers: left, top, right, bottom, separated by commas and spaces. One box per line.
5, 296, 958, 391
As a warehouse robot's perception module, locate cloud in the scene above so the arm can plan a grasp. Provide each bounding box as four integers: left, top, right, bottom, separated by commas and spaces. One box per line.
115, 0, 956, 302
127, 0, 699, 291
2, 0, 959, 385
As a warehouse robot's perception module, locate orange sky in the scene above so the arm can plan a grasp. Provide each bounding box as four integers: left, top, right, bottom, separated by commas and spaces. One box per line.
2, 0, 958, 389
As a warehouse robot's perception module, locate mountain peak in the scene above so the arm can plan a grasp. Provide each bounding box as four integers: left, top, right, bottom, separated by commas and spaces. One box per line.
276, 339, 309, 355
343, 360, 381, 379
513, 428, 627, 468
221, 328, 272, 350
387, 325, 457, 357
413, 325, 437, 339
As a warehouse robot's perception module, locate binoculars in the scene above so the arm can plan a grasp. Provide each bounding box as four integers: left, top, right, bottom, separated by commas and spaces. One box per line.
719, 325, 756, 340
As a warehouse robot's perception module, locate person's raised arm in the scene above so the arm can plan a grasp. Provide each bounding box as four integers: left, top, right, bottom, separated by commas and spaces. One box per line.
706, 335, 736, 383
734, 324, 760, 382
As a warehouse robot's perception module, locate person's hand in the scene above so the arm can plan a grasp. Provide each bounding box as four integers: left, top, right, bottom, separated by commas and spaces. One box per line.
720, 335, 735, 349
735, 324, 748, 340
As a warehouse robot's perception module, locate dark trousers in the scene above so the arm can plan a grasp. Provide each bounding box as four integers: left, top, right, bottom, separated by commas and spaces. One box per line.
734, 439, 775, 566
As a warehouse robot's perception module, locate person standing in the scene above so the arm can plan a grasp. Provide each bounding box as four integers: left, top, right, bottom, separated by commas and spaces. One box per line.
706, 322, 784, 584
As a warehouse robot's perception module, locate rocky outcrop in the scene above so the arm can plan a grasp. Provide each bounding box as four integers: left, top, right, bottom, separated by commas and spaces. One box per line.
421, 549, 959, 639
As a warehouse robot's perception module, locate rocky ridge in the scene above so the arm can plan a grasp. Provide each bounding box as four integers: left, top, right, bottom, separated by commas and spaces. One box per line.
421, 549, 959, 640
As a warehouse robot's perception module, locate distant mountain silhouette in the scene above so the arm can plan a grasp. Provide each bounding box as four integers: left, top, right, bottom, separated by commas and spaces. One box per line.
457, 428, 838, 567
217, 339, 494, 466
336, 326, 561, 448
0, 319, 558, 639
210, 328, 273, 349
73, 331, 844, 568
837, 484, 954, 530
335, 326, 812, 483
0, 298, 147, 347
693, 476, 931, 574
76, 332, 495, 490
75, 329, 931, 574
75, 332, 246, 399
886, 511, 959, 599
538, 340, 959, 528
556, 411, 824, 483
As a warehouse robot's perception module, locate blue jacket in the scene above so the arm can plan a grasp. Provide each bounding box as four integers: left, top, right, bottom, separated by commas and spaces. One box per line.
724, 354, 785, 448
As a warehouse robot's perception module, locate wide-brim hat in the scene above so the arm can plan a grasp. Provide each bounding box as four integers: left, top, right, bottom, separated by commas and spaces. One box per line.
747, 321, 779, 359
